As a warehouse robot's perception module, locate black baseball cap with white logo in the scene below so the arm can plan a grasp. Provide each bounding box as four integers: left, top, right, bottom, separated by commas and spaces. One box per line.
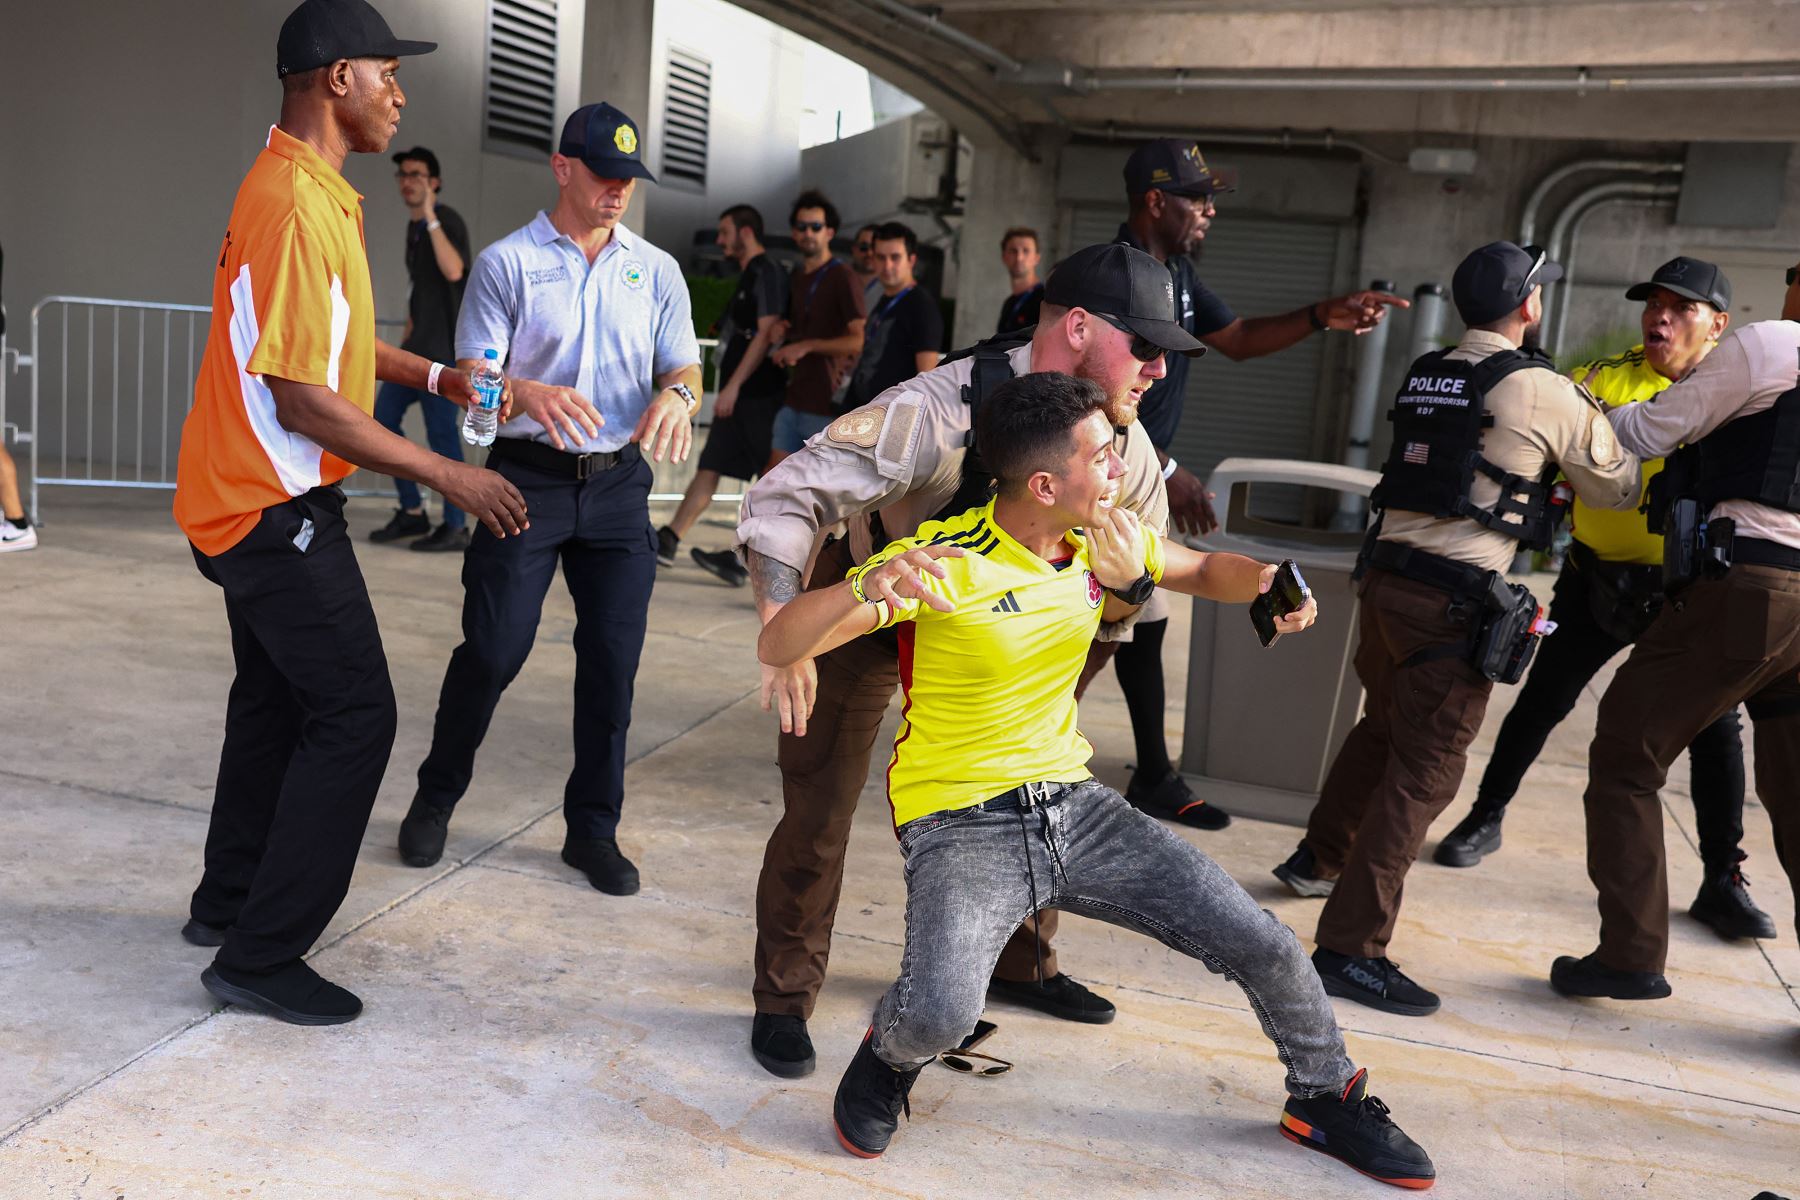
276, 0, 436, 77
559, 103, 656, 182
1123, 139, 1238, 198
1625, 256, 1731, 312
1451, 241, 1563, 326
1044, 243, 1206, 358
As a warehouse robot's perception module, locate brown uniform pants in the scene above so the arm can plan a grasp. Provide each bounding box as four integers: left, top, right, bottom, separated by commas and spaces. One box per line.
1306, 568, 1495, 959
751, 538, 1058, 1019
1584, 562, 1800, 973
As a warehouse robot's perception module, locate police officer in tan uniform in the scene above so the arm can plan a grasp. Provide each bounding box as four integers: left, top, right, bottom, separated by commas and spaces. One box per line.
737, 244, 1189, 1077
1271, 242, 1642, 1018
1552, 263, 1800, 1003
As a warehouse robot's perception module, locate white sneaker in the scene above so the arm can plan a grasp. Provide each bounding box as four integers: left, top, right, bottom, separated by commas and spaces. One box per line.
0, 522, 38, 553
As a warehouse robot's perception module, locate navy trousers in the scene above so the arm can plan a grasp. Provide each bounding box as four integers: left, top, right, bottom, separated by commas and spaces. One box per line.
415, 452, 657, 840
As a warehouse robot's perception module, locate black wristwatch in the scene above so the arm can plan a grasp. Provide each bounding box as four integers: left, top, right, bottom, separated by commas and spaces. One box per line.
1106, 570, 1156, 606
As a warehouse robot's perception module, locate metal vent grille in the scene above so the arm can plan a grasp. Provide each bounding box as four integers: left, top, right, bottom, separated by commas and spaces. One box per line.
485, 0, 559, 154
662, 48, 712, 188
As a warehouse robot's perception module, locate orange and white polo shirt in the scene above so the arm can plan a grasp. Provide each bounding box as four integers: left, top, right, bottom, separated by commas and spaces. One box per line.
174, 124, 376, 556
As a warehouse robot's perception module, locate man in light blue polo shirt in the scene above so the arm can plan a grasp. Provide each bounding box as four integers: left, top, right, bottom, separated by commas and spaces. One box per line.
398, 101, 703, 895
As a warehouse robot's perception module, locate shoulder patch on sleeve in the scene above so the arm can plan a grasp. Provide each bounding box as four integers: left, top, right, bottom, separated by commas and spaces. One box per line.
827, 407, 884, 448
1588, 408, 1622, 467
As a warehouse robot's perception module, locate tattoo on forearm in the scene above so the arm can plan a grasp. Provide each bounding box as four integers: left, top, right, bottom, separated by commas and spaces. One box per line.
748, 550, 801, 607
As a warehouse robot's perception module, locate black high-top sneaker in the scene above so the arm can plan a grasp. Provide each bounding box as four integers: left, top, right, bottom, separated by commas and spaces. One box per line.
832, 1028, 923, 1159
1432, 805, 1505, 868
1273, 842, 1336, 898
1689, 853, 1778, 940
1280, 1067, 1436, 1189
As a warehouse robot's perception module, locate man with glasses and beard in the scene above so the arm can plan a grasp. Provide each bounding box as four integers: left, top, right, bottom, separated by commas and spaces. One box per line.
768, 192, 865, 467
1270, 241, 1642, 1017
737, 244, 1181, 1079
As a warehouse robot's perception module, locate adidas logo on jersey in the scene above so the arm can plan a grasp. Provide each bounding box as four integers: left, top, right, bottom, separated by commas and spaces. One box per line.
991, 591, 1022, 613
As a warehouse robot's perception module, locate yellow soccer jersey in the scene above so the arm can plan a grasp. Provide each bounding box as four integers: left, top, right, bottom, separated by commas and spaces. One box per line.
852, 499, 1165, 829
1569, 346, 1669, 565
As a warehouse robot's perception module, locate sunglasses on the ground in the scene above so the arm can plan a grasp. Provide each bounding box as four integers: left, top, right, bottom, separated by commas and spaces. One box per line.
936, 1048, 1013, 1076
792, 221, 826, 233
1095, 313, 1166, 362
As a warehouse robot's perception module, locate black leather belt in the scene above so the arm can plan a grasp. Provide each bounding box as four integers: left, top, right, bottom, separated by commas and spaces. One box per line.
1363, 539, 1491, 599
488, 437, 641, 480
1730, 535, 1800, 570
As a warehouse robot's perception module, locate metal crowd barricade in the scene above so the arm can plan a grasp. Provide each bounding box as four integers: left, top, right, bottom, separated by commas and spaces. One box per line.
18, 294, 736, 520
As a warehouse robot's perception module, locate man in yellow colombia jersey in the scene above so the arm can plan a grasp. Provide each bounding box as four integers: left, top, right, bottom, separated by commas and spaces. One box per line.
759, 372, 1437, 1189
1434, 257, 1775, 941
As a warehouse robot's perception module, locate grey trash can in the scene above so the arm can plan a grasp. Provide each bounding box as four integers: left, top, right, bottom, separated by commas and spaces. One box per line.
1179, 458, 1379, 826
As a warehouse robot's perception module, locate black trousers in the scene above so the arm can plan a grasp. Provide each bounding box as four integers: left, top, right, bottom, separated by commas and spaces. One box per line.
1475, 556, 1746, 867
415, 454, 657, 840
189, 486, 397, 972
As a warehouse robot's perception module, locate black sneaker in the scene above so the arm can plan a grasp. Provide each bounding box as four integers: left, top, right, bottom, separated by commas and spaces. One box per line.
369, 508, 429, 544
656, 525, 679, 567
1125, 768, 1230, 830
1432, 806, 1504, 868
1280, 1067, 1436, 1190
690, 546, 748, 587
1549, 952, 1671, 1000
202, 959, 363, 1025
181, 918, 227, 948
751, 1011, 816, 1078
409, 523, 471, 553
562, 837, 641, 896
1273, 842, 1336, 898
986, 972, 1116, 1024
398, 797, 454, 868
832, 1027, 923, 1159
1689, 854, 1778, 941
1313, 948, 1441, 1016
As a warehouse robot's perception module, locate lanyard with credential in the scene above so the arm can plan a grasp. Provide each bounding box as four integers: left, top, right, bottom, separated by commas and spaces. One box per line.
802, 258, 842, 319
869, 285, 913, 332
1002, 286, 1035, 327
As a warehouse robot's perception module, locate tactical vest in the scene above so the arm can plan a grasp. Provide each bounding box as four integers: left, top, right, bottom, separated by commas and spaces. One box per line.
931, 331, 1028, 523
1369, 347, 1563, 552
1681, 383, 1800, 514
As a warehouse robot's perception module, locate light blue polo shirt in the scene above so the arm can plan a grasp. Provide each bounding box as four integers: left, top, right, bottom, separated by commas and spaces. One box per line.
455, 212, 700, 453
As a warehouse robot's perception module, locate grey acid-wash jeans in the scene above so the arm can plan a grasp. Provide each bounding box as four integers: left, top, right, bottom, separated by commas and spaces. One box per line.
870, 780, 1357, 1099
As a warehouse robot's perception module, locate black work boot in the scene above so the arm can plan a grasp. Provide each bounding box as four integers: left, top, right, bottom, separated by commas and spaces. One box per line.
368, 508, 429, 544
1280, 1067, 1436, 1190
1689, 853, 1778, 941
1273, 842, 1336, 898
1549, 952, 1671, 1000
750, 1012, 816, 1078
562, 837, 641, 895
832, 1028, 923, 1159
1313, 948, 1441, 1016
397, 797, 454, 868
1432, 805, 1504, 868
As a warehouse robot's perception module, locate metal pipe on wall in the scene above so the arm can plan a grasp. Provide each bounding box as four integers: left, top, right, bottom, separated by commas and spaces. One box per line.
1541, 180, 1682, 352
1407, 283, 1450, 363
1332, 278, 1399, 530
1518, 158, 1682, 246
1076, 65, 1800, 94
1067, 122, 1401, 165
1551, 194, 1678, 354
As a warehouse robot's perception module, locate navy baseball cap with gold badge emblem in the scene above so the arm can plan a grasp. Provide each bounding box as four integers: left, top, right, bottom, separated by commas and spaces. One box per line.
559, 102, 656, 182
1124, 139, 1238, 198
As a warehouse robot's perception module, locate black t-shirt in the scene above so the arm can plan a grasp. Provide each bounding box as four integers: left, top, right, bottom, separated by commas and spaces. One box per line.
717, 253, 789, 396
401, 203, 471, 364
846, 285, 944, 408
1114, 224, 1236, 451
995, 283, 1043, 336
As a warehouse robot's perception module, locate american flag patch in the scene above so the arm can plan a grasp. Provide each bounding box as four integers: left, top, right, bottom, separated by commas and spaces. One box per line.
1403, 442, 1430, 465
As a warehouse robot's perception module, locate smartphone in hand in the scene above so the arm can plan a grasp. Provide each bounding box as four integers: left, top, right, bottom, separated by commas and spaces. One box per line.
1250, 560, 1310, 647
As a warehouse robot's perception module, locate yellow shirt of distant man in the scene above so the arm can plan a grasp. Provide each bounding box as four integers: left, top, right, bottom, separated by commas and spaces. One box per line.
852, 498, 1165, 829
1568, 345, 1668, 566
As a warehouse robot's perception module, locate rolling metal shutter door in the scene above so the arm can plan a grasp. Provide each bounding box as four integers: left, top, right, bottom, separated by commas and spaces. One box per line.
1066, 207, 1341, 518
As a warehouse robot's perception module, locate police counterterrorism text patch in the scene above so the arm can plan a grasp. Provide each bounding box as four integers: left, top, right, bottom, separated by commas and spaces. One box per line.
827, 408, 883, 448
614, 124, 638, 154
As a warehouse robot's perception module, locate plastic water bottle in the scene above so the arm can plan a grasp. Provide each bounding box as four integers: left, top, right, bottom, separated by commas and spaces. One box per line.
462, 349, 503, 447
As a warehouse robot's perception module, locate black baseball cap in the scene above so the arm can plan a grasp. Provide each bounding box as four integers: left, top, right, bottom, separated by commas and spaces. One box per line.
276, 0, 436, 77
559, 103, 655, 182
1044, 243, 1206, 358
391, 146, 440, 177
1625, 256, 1731, 312
1123, 139, 1238, 199
1451, 241, 1563, 326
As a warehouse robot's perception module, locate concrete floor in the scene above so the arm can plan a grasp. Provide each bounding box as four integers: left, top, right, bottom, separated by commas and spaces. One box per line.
1, 487, 1797, 1200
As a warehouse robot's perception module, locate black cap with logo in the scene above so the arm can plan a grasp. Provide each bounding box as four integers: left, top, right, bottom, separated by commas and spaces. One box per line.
1451, 241, 1563, 326
1123, 139, 1239, 198
1625, 256, 1732, 312
276, 0, 436, 77
391, 145, 440, 177
1044, 243, 1206, 358
559, 103, 656, 182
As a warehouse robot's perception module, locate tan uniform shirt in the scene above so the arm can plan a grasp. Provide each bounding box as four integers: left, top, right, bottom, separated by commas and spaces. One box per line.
1380, 329, 1641, 573
737, 341, 1170, 636
1608, 319, 1800, 552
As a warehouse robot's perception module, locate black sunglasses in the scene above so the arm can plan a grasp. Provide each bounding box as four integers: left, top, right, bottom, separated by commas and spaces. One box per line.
792, 221, 826, 233
937, 1048, 1012, 1076
1095, 313, 1166, 363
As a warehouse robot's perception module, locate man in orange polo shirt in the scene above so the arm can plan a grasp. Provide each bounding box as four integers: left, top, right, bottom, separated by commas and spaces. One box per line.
173, 0, 526, 1025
